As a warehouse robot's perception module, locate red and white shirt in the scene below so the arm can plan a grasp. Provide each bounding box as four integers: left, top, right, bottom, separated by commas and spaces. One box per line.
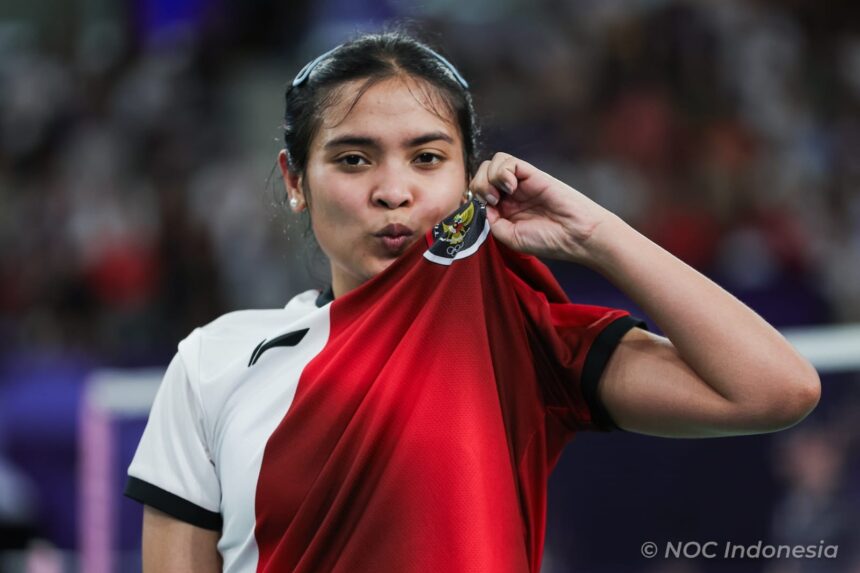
126, 201, 645, 572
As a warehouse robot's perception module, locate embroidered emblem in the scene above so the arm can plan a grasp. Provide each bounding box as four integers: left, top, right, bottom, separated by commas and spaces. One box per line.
423, 199, 490, 266
440, 201, 475, 246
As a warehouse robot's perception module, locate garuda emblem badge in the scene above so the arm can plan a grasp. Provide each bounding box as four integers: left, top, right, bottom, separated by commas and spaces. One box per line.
424, 199, 490, 266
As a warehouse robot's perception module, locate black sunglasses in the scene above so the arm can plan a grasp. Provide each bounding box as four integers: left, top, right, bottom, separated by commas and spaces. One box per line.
291, 44, 470, 90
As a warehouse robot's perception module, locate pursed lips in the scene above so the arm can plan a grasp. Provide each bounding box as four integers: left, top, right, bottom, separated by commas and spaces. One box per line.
374, 223, 415, 254
374, 223, 415, 238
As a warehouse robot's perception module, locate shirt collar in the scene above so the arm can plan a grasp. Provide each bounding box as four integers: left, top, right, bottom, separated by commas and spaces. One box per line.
315, 286, 335, 308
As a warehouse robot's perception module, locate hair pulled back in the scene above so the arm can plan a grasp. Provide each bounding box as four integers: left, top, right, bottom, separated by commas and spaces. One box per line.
283, 31, 481, 180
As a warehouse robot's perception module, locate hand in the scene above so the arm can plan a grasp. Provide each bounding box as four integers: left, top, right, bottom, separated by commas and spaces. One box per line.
468, 152, 616, 265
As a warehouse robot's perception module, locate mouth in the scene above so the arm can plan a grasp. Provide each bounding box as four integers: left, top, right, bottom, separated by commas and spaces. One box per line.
374, 223, 415, 254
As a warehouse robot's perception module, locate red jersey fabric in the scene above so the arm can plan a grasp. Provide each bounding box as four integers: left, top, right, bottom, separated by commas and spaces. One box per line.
253, 201, 644, 572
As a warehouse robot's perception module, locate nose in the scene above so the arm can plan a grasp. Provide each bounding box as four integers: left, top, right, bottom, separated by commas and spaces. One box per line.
370, 165, 413, 209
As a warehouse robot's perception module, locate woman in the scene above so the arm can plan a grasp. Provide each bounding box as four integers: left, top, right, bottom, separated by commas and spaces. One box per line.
126, 31, 821, 572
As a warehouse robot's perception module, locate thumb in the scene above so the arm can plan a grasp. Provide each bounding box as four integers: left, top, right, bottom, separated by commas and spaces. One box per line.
486, 205, 518, 250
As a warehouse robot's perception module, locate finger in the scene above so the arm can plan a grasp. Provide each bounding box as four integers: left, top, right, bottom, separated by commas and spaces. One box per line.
487, 152, 518, 195
485, 204, 517, 249
469, 160, 499, 206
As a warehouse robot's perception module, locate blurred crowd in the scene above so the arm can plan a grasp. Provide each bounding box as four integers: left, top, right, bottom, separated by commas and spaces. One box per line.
0, 0, 858, 362
0, 0, 859, 570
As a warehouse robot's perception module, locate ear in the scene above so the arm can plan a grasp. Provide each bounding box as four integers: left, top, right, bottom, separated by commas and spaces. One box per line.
278, 150, 306, 212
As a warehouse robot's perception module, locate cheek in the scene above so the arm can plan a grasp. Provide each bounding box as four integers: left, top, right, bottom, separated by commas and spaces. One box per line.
310, 201, 358, 253
306, 176, 361, 229
313, 195, 350, 226
430, 176, 467, 213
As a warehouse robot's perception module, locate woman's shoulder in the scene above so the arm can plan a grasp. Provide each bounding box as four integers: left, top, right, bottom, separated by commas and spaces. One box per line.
175, 288, 325, 375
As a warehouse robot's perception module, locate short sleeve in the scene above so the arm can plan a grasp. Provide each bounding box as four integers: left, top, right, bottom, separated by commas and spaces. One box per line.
541, 301, 648, 433
124, 335, 222, 530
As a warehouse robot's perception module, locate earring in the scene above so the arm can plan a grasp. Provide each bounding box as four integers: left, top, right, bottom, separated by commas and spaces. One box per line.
289, 197, 299, 209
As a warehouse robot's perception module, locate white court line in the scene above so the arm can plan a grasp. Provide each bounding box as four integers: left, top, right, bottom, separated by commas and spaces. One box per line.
782, 323, 860, 374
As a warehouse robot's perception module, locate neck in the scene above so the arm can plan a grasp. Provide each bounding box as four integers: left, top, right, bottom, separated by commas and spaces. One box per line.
331, 269, 363, 300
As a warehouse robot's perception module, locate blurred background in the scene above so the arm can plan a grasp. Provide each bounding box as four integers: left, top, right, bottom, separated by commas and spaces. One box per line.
0, 0, 859, 571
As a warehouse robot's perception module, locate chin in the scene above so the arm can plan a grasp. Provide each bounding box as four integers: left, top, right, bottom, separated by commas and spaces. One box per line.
370, 257, 396, 276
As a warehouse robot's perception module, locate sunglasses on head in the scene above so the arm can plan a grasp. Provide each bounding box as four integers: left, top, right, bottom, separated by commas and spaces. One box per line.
291, 44, 470, 90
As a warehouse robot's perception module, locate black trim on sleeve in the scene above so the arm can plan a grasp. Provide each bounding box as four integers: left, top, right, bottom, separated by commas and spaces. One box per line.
581, 315, 648, 432
124, 476, 222, 531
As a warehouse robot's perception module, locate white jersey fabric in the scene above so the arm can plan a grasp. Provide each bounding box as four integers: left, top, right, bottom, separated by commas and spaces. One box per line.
128, 289, 330, 572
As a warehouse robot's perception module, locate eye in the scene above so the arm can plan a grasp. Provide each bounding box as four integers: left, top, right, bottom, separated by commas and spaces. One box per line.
414, 152, 443, 165
337, 154, 369, 167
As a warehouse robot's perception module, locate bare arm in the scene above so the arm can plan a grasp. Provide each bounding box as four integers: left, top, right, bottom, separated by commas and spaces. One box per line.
589, 214, 820, 437
143, 506, 222, 573
599, 327, 819, 437
471, 152, 821, 437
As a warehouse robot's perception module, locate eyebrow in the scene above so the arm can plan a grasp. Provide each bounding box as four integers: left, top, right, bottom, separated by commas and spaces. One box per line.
323, 131, 455, 151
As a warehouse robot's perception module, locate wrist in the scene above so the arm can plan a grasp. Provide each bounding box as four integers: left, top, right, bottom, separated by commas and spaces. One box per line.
574, 211, 636, 272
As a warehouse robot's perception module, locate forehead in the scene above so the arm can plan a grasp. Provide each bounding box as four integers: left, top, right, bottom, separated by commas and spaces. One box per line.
316, 76, 460, 143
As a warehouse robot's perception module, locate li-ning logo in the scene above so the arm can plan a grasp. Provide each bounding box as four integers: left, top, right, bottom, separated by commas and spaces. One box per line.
248, 328, 308, 367
423, 199, 490, 266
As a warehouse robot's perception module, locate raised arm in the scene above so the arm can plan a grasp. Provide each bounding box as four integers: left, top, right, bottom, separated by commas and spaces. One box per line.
470, 152, 820, 437
583, 214, 819, 437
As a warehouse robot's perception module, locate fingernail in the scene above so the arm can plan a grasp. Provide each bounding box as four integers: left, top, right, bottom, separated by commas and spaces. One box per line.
486, 194, 499, 206
498, 182, 511, 194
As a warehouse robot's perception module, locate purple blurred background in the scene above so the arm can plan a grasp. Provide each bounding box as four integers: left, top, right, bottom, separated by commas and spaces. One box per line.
0, 0, 859, 571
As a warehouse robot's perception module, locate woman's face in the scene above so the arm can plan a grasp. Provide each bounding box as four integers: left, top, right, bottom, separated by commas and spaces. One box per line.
282, 76, 468, 297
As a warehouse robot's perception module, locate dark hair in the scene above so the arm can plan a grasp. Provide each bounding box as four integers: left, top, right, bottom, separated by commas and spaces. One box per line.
282, 31, 481, 183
